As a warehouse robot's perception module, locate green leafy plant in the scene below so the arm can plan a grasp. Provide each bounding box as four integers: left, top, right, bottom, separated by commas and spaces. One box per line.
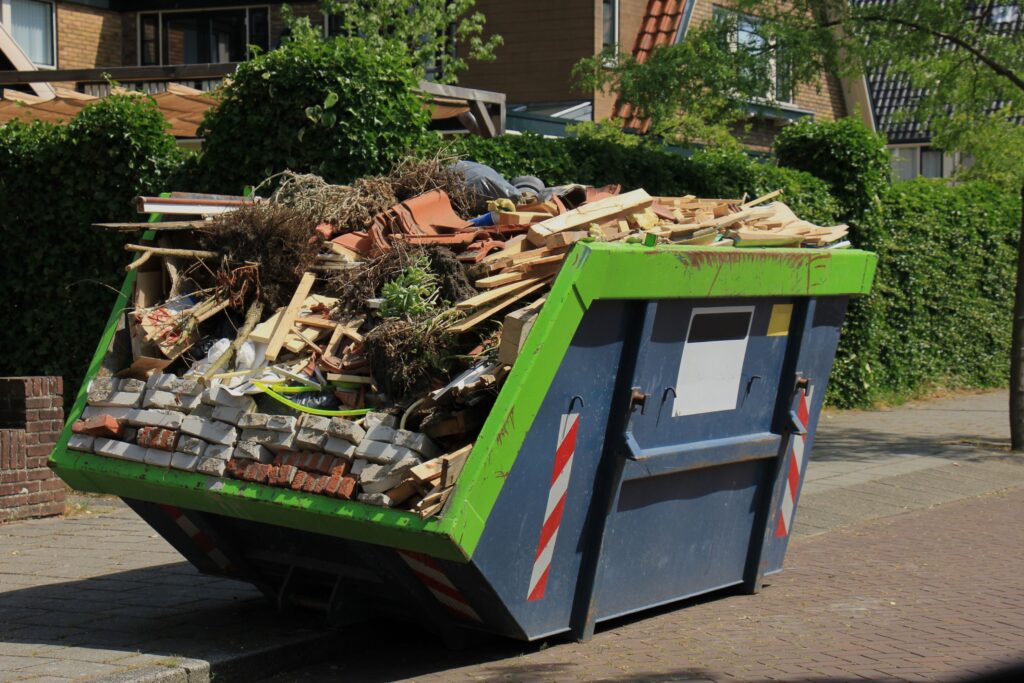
379, 254, 442, 320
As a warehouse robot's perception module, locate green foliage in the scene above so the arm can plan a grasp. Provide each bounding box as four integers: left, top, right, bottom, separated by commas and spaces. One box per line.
827, 179, 1020, 407
194, 35, 431, 193
773, 117, 890, 221
317, 0, 501, 84
380, 254, 443, 320
574, 9, 815, 147
0, 95, 184, 397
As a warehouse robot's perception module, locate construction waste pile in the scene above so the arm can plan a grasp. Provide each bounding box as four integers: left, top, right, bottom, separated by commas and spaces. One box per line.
68, 158, 850, 519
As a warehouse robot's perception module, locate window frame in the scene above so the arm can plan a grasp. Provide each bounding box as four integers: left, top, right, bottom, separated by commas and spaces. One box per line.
712, 5, 793, 105
135, 4, 271, 67
4, 0, 56, 68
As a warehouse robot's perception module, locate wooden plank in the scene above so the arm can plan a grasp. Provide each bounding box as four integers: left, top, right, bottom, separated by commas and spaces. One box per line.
544, 230, 588, 248
94, 220, 210, 231
508, 253, 566, 273
474, 271, 526, 289
409, 458, 444, 484
456, 277, 543, 310
448, 279, 550, 334
296, 316, 339, 330
325, 373, 374, 384
741, 189, 782, 209
481, 234, 528, 263
440, 445, 473, 489
265, 272, 315, 361
527, 189, 652, 243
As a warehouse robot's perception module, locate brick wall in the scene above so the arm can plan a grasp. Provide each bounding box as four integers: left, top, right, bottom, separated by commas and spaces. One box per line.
460, 0, 597, 106
0, 378, 65, 523
57, 2, 122, 69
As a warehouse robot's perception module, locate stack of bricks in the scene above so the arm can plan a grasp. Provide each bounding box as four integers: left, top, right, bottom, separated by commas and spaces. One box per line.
0, 377, 65, 522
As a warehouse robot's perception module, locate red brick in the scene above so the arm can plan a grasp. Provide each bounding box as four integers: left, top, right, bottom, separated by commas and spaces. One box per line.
73, 414, 122, 438
302, 474, 320, 493
337, 476, 357, 500
324, 473, 342, 496
329, 458, 351, 477
25, 398, 50, 409
38, 408, 63, 421
290, 470, 308, 491
137, 426, 177, 451
24, 421, 48, 434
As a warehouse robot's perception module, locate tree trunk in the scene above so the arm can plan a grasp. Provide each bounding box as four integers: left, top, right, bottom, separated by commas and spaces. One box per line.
1011, 184, 1024, 450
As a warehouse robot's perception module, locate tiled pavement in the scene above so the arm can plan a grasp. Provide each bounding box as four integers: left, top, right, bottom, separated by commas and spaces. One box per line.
1, 389, 1022, 682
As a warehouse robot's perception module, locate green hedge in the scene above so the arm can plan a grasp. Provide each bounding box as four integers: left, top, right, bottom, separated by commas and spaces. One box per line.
827, 179, 1020, 407
194, 35, 431, 192
0, 95, 183, 398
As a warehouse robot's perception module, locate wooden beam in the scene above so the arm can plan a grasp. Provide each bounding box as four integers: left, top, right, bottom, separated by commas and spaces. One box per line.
448, 280, 549, 334
265, 272, 316, 362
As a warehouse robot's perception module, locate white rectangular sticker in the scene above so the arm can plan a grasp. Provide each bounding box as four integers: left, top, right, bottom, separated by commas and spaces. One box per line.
673, 306, 754, 417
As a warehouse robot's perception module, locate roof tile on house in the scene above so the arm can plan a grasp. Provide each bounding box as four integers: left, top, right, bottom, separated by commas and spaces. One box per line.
616, 0, 690, 131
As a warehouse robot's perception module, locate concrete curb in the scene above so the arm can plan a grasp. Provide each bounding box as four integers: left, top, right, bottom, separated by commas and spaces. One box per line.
93, 632, 338, 683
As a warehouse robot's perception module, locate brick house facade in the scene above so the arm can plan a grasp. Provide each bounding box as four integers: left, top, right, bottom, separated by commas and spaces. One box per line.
0, 377, 65, 522
1, 0, 872, 147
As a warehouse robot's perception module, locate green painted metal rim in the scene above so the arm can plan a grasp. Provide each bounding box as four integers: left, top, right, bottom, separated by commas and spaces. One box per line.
49, 242, 876, 562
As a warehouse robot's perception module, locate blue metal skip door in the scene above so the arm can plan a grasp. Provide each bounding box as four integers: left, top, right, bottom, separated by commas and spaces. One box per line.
591, 297, 800, 623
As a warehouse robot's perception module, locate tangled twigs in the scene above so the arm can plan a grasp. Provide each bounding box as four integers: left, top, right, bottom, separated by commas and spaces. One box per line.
217, 263, 261, 310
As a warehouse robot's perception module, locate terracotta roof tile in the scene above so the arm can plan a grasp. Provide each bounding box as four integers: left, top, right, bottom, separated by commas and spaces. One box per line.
614, 0, 690, 132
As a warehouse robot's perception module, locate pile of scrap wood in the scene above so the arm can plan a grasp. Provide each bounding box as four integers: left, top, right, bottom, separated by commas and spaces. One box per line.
71, 164, 849, 518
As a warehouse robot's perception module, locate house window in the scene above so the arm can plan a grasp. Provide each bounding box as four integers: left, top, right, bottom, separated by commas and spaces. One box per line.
10, 0, 54, 67
602, 0, 618, 52
713, 6, 792, 104
891, 147, 918, 181
137, 7, 270, 66
920, 147, 944, 178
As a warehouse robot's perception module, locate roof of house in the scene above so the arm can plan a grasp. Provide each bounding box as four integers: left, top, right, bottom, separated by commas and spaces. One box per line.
854, 0, 1023, 144
616, 0, 691, 132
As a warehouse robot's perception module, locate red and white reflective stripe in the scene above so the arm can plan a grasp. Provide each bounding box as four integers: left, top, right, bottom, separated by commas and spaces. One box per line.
398, 550, 481, 623
160, 504, 232, 571
528, 412, 579, 602
775, 387, 813, 538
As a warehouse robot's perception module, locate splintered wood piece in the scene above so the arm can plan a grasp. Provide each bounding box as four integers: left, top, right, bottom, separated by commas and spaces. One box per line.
265, 272, 316, 361
457, 277, 543, 310
440, 444, 472, 488
296, 316, 339, 330
482, 235, 529, 263
409, 458, 444, 484
384, 480, 419, 506
448, 279, 550, 334
507, 252, 567, 273
544, 230, 588, 248
474, 270, 527, 289
741, 189, 782, 209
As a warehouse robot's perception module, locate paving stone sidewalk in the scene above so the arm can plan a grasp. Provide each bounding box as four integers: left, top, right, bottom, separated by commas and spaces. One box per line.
0, 389, 1021, 682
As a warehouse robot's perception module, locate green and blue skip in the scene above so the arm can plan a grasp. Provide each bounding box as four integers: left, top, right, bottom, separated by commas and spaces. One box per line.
49, 242, 876, 643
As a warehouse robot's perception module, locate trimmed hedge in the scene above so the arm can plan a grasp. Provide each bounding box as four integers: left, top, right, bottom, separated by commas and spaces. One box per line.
194, 35, 431, 192
0, 95, 184, 398
827, 179, 1020, 407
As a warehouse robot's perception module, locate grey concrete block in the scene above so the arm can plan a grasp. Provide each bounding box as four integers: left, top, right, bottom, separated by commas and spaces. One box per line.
361, 411, 396, 431
177, 436, 207, 458
90, 376, 120, 393
190, 403, 216, 420
364, 423, 396, 443
350, 458, 367, 476
392, 429, 440, 458
204, 385, 257, 410
89, 391, 144, 409
360, 471, 406, 495
197, 456, 228, 477
181, 415, 238, 446
266, 415, 297, 433
205, 443, 233, 461
238, 413, 270, 429
323, 436, 357, 458
300, 414, 331, 431
169, 378, 202, 396
146, 372, 171, 390
239, 428, 295, 452
357, 492, 396, 507
354, 439, 420, 466
296, 429, 327, 450
170, 452, 200, 471
94, 438, 147, 462
121, 378, 147, 394
127, 409, 184, 430
67, 434, 95, 453
144, 449, 173, 467
327, 418, 365, 444
143, 390, 201, 412
234, 441, 274, 463
212, 405, 250, 426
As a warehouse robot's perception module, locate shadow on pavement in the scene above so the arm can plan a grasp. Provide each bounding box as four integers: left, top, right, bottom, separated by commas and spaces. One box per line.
813, 425, 1009, 462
